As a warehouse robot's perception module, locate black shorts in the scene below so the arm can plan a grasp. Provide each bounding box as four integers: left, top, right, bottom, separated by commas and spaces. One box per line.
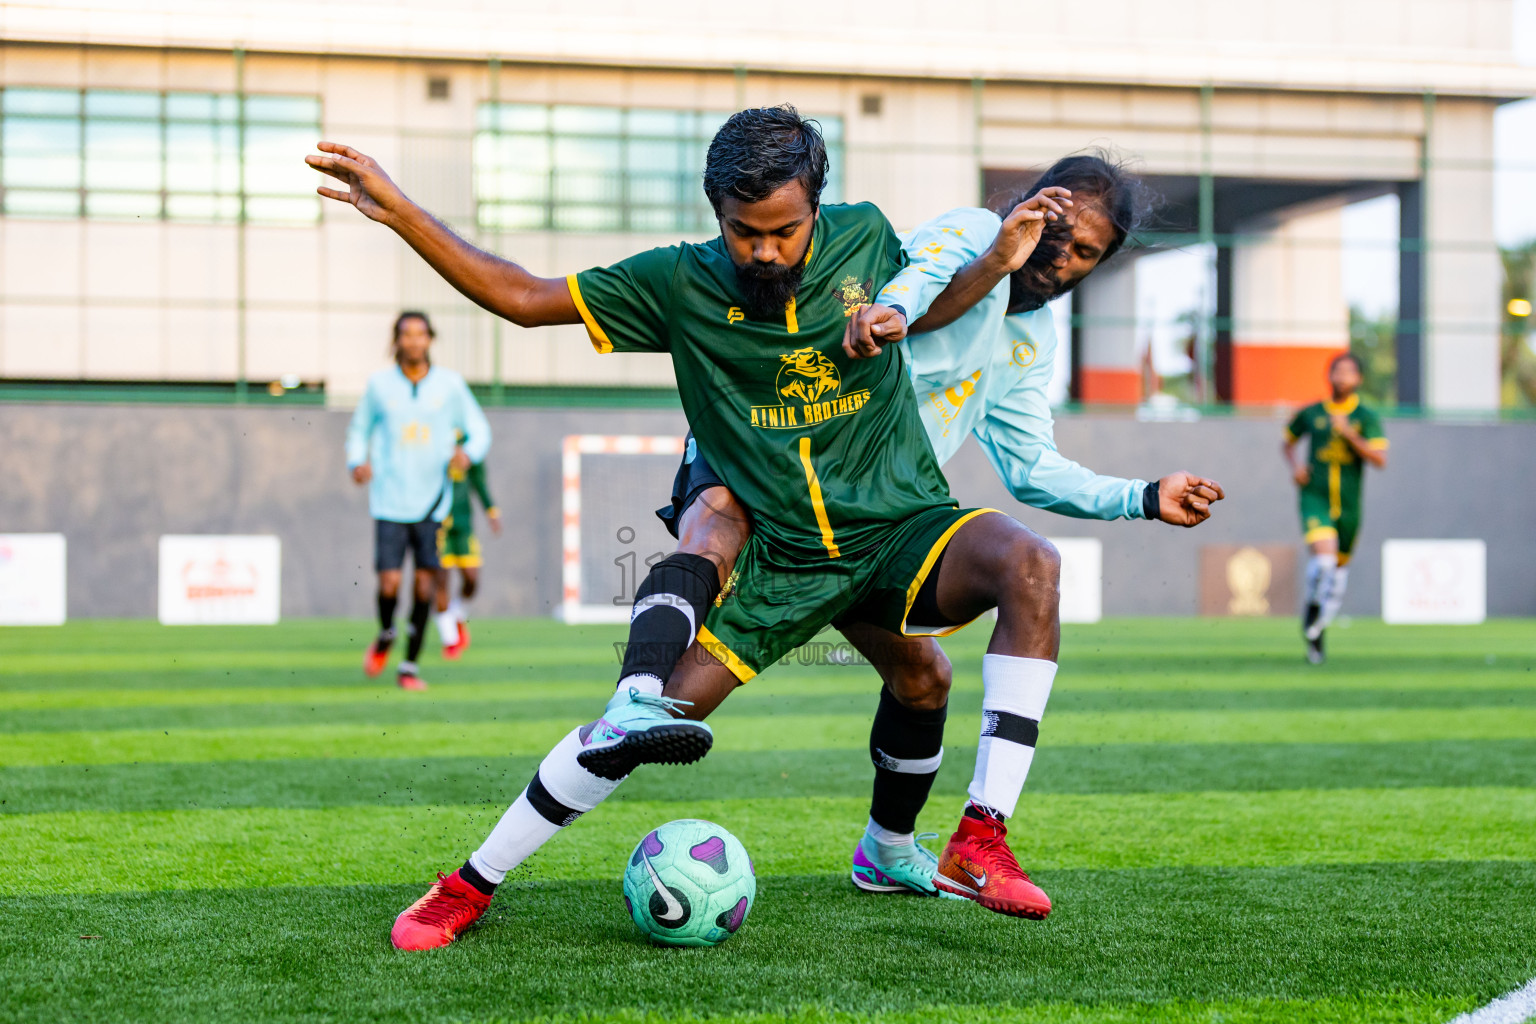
655, 433, 727, 539
375, 518, 441, 573
655, 433, 959, 631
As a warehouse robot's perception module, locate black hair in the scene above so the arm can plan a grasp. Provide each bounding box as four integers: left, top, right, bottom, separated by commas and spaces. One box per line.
393, 310, 435, 340
1003, 149, 1151, 264
1330, 351, 1363, 374
703, 105, 829, 215
391, 310, 435, 365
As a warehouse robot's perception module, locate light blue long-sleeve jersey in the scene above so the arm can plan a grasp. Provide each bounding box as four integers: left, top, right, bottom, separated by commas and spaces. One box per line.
876, 206, 1148, 521
344, 365, 492, 524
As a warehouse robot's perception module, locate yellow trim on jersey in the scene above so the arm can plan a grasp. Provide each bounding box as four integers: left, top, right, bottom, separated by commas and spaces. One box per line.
1282, 428, 1298, 442
1368, 438, 1390, 450
1337, 551, 1353, 568
900, 508, 1001, 636
798, 437, 839, 558
785, 296, 799, 334
1304, 525, 1339, 544
1323, 394, 1360, 416
698, 625, 757, 684
1328, 464, 1342, 520
566, 274, 614, 354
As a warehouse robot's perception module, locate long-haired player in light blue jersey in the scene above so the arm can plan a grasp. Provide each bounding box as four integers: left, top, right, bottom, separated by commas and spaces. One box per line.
346, 311, 491, 690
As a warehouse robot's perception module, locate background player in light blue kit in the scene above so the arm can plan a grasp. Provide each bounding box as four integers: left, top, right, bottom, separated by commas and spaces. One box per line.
346, 311, 491, 690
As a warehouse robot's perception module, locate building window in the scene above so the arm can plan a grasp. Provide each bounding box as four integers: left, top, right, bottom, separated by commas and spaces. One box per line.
474, 103, 844, 233
0, 87, 322, 224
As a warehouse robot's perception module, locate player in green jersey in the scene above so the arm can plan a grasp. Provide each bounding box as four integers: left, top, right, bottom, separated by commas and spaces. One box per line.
435, 432, 500, 660
1282, 352, 1389, 663
309, 106, 1072, 948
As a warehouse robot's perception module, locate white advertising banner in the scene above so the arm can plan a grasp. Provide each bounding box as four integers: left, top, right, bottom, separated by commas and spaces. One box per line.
1381, 539, 1486, 625
1050, 537, 1103, 624
0, 534, 67, 625
158, 535, 281, 625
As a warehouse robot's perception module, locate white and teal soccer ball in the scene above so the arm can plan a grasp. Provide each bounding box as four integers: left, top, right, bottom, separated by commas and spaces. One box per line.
622, 818, 756, 948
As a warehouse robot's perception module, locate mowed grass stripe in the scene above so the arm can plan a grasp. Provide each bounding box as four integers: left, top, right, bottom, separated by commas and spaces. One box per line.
9, 706, 1536, 767
3, 865, 1532, 1023
4, 787, 1533, 895
7, 740, 1536, 815
10, 683, 1536, 731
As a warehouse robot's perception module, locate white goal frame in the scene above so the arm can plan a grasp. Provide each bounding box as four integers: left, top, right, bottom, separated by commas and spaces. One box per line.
558, 434, 687, 624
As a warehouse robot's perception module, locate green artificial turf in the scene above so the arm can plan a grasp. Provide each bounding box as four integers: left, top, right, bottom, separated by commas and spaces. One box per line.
0, 617, 1533, 1023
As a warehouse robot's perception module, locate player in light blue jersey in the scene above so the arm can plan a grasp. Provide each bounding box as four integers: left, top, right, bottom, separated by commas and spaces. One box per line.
634, 154, 1224, 914
346, 311, 491, 689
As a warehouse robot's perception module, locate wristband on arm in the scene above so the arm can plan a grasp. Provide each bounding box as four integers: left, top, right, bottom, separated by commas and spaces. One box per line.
1142, 481, 1160, 522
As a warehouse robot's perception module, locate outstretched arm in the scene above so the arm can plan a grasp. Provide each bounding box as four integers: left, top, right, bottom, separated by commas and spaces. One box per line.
306, 142, 578, 328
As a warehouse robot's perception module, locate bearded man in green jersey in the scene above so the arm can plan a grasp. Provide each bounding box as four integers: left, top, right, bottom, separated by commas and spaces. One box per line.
309, 106, 1067, 949
1282, 352, 1389, 664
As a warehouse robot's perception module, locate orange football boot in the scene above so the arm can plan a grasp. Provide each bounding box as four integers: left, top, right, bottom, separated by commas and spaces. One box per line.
391, 870, 492, 950
934, 807, 1052, 919
363, 635, 393, 678
397, 665, 427, 691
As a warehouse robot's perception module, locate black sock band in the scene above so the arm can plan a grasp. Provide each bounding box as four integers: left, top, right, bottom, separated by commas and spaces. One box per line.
868, 686, 947, 835
405, 596, 431, 662
981, 709, 1039, 748
526, 771, 583, 828
459, 859, 497, 895
378, 592, 398, 634
618, 552, 721, 685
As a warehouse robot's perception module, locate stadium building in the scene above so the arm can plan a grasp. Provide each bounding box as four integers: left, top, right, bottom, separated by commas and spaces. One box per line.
2, 0, 1531, 408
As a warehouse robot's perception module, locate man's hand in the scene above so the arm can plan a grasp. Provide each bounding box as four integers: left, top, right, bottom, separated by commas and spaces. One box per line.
487, 509, 503, 536
351, 463, 372, 485
842, 304, 908, 359
450, 446, 471, 473
1292, 465, 1311, 487
984, 186, 1073, 274
1156, 471, 1225, 527
306, 142, 410, 224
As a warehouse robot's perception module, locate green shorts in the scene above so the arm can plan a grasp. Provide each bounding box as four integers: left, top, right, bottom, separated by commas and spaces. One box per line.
437, 516, 482, 569
697, 506, 1000, 682
1299, 489, 1359, 561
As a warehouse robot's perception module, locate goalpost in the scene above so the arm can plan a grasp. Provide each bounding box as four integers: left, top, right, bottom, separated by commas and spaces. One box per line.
559, 434, 687, 624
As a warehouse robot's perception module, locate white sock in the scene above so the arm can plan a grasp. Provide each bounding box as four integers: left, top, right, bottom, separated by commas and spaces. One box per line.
968, 654, 1057, 819
436, 610, 460, 646
865, 816, 914, 848
616, 672, 664, 698
448, 596, 465, 621
1304, 553, 1337, 607
1317, 565, 1349, 630
468, 727, 623, 882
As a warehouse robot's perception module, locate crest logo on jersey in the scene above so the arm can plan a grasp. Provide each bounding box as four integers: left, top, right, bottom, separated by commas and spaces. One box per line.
749, 346, 871, 429
830, 275, 874, 317
778, 347, 841, 404
726, 307, 745, 324
1011, 339, 1038, 369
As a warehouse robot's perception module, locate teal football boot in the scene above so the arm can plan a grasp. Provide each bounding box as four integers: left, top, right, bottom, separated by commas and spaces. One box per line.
575, 687, 713, 780
850, 830, 957, 897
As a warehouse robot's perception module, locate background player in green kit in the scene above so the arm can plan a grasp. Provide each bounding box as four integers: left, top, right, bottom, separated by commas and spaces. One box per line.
435, 432, 500, 660
309, 106, 1069, 949
1282, 352, 1389, 663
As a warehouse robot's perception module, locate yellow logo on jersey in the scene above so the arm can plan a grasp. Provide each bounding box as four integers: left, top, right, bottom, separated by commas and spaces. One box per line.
727, 307, 745, 324
920, 243, 944, 256
1011, 339, 1038, 369
940, 226, 965, 237
830, 275, 874, 317
750, 346, 872, 429
401, 421, 431, 444
925, 370, 984, 430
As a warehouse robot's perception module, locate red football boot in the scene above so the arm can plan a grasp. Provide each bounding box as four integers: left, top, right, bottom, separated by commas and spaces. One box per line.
363, 634, 393, 678
456, 620, 471, 652
935, 807, 1052, 919
397, 664, 427, 691
441, 632, 468, 661
391, 870, 492, 950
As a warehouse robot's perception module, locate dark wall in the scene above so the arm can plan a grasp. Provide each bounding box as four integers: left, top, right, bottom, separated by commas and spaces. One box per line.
1, 402, 1531, 618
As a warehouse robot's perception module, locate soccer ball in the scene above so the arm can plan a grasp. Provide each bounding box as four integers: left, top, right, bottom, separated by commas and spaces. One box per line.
622, 819, 756, 947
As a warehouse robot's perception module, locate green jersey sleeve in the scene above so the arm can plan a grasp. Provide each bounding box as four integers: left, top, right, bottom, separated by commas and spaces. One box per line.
468, 461, 496, 513
568, 246, 681, 354
1284, 405, 1312, 441
1357, 406, 1389, 450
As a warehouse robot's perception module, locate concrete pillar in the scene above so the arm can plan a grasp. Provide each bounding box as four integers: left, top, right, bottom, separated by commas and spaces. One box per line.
1423, 98, 1501, 411
1230, 204, 1348, 406
1073, 258, 1141, 403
